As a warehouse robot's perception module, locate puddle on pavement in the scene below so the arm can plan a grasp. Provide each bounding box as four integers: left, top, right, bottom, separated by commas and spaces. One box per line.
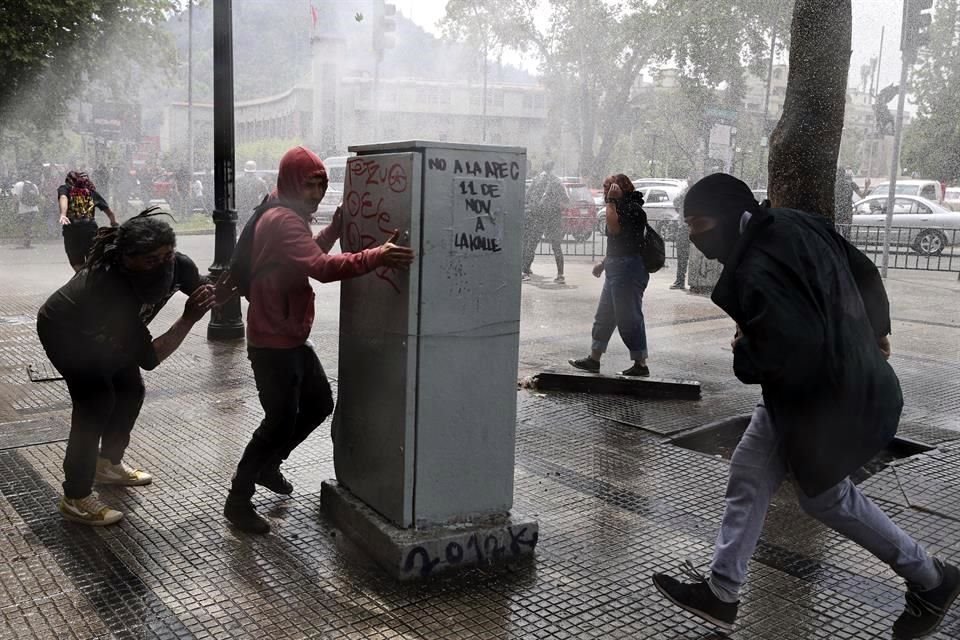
671, 415, 935, 482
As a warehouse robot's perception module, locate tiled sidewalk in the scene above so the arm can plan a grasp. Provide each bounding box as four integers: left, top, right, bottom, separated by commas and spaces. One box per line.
1, 240, 959, 639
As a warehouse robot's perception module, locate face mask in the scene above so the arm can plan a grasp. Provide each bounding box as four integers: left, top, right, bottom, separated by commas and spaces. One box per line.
689, 223, 740, 264
124, 260, 175, 304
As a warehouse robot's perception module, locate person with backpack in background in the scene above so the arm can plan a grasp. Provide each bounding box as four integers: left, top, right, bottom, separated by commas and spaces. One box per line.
522, 161, 568, 284
569, 174, 653, 377
671, 186, 690, 290
834, 166, 867, 239
58, 170, 119, 271
221, 145, 415, 535
36, 211, 222, 526
236, 160, 268, 228
13, 169, 40, 248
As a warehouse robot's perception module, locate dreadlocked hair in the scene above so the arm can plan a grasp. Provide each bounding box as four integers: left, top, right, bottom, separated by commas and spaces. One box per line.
66, 171, 95, 192
84, 207, 177, 271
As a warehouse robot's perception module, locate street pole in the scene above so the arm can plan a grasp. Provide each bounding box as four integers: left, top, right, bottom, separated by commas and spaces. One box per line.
208, 0, 244, 339
187, 0, 194, 214
865, 26, 885, 182
651, 133, 658, 177
373, 53, 381, 140
481, 45, 488, 142
881, 49, 910, 278
872, 27, 886, 100
760, 2, 781, 183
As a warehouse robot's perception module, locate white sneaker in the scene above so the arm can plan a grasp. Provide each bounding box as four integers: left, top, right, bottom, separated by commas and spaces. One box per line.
95, 458, 153, 486
59, 493, 124, 526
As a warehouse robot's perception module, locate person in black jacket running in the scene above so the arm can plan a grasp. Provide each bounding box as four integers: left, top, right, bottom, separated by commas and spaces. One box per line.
651, 173, 959, 640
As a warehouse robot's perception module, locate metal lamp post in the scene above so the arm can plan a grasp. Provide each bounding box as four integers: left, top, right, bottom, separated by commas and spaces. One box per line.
207, 0, 245, 340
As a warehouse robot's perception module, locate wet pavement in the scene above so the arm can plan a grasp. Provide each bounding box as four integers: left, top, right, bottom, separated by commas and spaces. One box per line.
1, 238, 959, 639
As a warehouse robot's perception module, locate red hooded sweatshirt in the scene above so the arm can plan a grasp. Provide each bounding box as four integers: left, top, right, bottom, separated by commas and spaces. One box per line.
246, 146, 385, 348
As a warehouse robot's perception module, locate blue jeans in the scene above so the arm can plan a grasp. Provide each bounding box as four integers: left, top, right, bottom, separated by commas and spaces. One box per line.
709, 403, 941, 602
591, 255, 649, 360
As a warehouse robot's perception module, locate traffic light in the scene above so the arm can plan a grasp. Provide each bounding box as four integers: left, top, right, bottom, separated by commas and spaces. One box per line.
902, 0, 934, 59
372, 0, 397, 59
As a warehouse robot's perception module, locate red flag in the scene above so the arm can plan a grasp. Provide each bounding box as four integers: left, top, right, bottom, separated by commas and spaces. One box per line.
310, 3, 318, 29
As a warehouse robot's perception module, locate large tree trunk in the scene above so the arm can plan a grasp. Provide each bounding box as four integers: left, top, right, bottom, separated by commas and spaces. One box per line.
768, 0, 851, 219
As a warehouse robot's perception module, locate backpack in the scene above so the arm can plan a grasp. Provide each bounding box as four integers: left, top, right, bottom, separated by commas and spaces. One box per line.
20, 181, 39, 207
231, 196, 300, 299
538, 177, 568, 212
67, 188, 96, 219
642, 223, 666, 273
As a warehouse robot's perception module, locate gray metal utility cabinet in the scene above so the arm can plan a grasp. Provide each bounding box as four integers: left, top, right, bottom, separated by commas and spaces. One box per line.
322, 141, 538, 580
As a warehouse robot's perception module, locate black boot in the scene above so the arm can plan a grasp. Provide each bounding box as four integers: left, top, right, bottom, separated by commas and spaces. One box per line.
893, 560, 960, 639
257, 465, 293, 495
223, 493, 270, 534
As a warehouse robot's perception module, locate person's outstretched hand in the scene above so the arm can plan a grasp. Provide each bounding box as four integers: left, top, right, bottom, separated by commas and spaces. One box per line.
380, 230, 416, 269
213, 271, 238, 307
184, 285, 216, 323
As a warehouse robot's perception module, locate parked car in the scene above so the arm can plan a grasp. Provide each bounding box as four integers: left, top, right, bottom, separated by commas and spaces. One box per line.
560, 182, 597, 242
851, 194, 960, 256
593, 182, 685, 238
631, 178, 688, 192
317, 155, 350, 224
641, 185, 684, 241
944, 187, 960, 212
866, 179, 944, 204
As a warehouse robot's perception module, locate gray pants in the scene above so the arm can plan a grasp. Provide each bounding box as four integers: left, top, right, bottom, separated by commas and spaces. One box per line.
709, 402, 940, 602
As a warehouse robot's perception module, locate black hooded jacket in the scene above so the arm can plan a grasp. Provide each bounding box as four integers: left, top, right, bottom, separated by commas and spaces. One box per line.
711, 207, 901, 497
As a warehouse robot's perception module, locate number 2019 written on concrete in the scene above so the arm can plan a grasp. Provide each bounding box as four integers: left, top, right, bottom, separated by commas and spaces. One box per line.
452, 178, 506, 255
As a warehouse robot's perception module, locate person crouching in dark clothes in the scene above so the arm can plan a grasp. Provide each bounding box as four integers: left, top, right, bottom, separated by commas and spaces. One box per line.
651, 173, 960, 640
222, 146, 415, 535
37, 211, 217, 526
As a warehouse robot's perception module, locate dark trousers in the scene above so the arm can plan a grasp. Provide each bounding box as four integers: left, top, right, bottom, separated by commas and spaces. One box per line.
62, 219, 98, 268
37, 319, 145, 499
19, 209, 36, 246
674, 226, 690, 285
591, 255, 650, 360
521, 213, 544, 273
230, 344, 334, 500
522, 214, 564, 275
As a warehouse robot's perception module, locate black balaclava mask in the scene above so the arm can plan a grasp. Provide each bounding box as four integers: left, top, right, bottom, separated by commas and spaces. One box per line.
683, 173, 760, 264
124, 260, 175, 305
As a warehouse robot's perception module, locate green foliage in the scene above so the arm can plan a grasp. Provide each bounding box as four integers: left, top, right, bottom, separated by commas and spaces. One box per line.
0, 0, 178, 130
902, 0, 960, 182
236, 138, 302, 169
440, 0, 537, 65
533, 0, 794, 180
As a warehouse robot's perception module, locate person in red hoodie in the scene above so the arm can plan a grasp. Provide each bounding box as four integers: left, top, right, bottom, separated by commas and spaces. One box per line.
224, 146, 415, 534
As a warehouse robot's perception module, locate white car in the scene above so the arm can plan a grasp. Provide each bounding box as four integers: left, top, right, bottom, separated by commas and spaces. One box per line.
317, 155, 351, 223
851, 195, 960, 256
641, 185, 684, 240
866, 180, 943, 204
944, 187, 960, 212
631, 178, 689, 192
